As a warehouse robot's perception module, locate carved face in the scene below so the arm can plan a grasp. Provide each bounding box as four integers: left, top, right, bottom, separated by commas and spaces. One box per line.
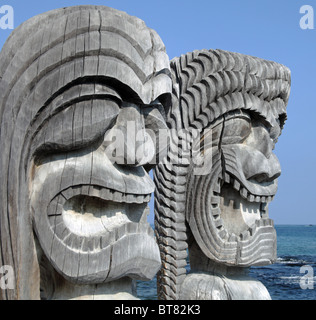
186, 105, 286, 267
30, 90, 169, 285
219, 111, 281, 234
167, 50, 291, 269
25, 6, 172, 288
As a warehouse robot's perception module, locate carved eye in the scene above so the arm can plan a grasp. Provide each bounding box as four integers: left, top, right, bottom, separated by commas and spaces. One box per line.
142, 101, 168, 132
32, 98, 120, 158
221, 117, 252, 145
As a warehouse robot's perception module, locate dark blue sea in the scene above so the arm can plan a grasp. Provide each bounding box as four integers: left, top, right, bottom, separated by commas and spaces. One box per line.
137, 225, 316, 300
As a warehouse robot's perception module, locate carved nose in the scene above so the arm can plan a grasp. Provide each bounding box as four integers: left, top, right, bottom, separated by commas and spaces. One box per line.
104, 103, 156, 167
241, 148, 281, 183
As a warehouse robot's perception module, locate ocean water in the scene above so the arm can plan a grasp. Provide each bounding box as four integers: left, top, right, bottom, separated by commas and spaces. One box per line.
137, 225, 316, 300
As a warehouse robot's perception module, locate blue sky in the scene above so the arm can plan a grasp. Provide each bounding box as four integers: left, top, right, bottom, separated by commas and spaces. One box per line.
0, 0, 315, 225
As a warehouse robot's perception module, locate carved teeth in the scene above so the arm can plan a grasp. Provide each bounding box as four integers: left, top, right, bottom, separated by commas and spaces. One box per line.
240, 187, 248, 199
218, 229, 228, 240
214, 218, 223, 229
211, 196, 220, 205
58, 185, 150, 205
112, 189, 123, 202
135, 195, 145, 204
224, 173, 230, 184
225, 175, 274, 205
240, 230, 250, 241
214, 173, 276, 242
213, 182, 221, 193
228, 233, 238, 242
233, 179, 241, 191
254, 219, 273, 227
100, 188, 111, 200
248, 225, 255, 236
247, 194, 255, 202
212, 207, 220, 217
88, 186, 101, 198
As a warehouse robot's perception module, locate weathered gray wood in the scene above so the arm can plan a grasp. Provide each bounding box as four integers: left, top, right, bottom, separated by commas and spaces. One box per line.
154, 49, 291, 300
0, 5, 171, 300
0, 3, 291, 302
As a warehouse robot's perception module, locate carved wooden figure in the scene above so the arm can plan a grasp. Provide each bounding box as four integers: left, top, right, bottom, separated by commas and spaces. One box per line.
154, 49, 291, 300
0, 5, 172, 300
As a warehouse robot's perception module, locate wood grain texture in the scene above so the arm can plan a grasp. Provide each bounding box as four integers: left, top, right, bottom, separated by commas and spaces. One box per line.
154, 49, 291, 300
0, 5, 171, 300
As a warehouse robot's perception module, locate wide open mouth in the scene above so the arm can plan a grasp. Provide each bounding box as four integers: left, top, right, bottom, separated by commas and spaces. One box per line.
63, 195, 148, 237
212, 173, 274, 241
48, 184, 152, 248
36, 183, 160, 285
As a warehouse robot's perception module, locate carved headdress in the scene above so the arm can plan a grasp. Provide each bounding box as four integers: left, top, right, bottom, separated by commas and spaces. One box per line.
154, 49, 291, 299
